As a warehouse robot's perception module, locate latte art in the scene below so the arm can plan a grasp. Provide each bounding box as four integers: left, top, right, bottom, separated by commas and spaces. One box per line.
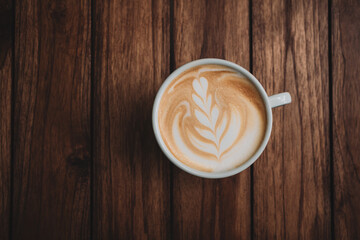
158, 65, 267, 172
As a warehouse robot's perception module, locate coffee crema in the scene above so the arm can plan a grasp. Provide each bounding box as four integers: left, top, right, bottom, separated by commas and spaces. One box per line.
158, 64, 267, 172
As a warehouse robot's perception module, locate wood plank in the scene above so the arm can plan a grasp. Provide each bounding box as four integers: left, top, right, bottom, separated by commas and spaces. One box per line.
92, 0, 171, 239
13, 0, 91, 239
172, 0, 251, 239
252, 0, 331, 239
332, 0, 360, 239
0, 0, 12, 239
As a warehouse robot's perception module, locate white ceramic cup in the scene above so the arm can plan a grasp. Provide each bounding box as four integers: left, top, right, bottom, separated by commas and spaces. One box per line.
152, 59, 291, 178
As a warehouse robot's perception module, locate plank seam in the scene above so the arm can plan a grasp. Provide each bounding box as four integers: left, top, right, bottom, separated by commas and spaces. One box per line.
90, 0, 95, 238
328, 0, 335, 239
10, 0, 15, 238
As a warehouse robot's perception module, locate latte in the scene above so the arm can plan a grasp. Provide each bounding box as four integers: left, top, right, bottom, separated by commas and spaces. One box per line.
158, 64, 267, 172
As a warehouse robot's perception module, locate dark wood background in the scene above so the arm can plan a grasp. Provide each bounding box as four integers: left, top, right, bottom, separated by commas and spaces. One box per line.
0, 0, 359, 239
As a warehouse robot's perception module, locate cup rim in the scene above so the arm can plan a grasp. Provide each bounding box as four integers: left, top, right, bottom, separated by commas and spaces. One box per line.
152, 58, 273, 178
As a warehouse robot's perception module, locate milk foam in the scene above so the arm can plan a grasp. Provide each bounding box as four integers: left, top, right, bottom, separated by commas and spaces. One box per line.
158, 65, 266, 172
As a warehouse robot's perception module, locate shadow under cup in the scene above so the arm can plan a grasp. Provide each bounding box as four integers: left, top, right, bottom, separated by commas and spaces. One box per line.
153, 58, 287, 179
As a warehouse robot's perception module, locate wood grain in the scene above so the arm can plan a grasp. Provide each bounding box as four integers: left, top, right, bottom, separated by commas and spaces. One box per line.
3, 0, 358, 238
172, 0, 251, 239
13, 0, 91, 239
332, 0, 360, 239
92, 0, 171, 239
252, 0, 331, 239
0, 0, 12, 239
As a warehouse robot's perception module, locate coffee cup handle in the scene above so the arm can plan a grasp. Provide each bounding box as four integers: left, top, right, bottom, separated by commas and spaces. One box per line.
268, 92, 292, 108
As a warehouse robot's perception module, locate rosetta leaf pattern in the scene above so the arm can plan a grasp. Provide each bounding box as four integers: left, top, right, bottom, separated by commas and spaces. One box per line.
192, 77, 227, 158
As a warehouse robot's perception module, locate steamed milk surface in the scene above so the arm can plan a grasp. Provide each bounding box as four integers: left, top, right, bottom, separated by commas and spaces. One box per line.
158, 65, 267, 172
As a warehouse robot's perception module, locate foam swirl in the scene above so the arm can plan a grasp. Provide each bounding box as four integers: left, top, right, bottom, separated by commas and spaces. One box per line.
158, 65, 266, 172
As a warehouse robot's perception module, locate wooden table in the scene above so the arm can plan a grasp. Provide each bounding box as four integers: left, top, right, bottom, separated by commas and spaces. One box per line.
0, 0, 359, 239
